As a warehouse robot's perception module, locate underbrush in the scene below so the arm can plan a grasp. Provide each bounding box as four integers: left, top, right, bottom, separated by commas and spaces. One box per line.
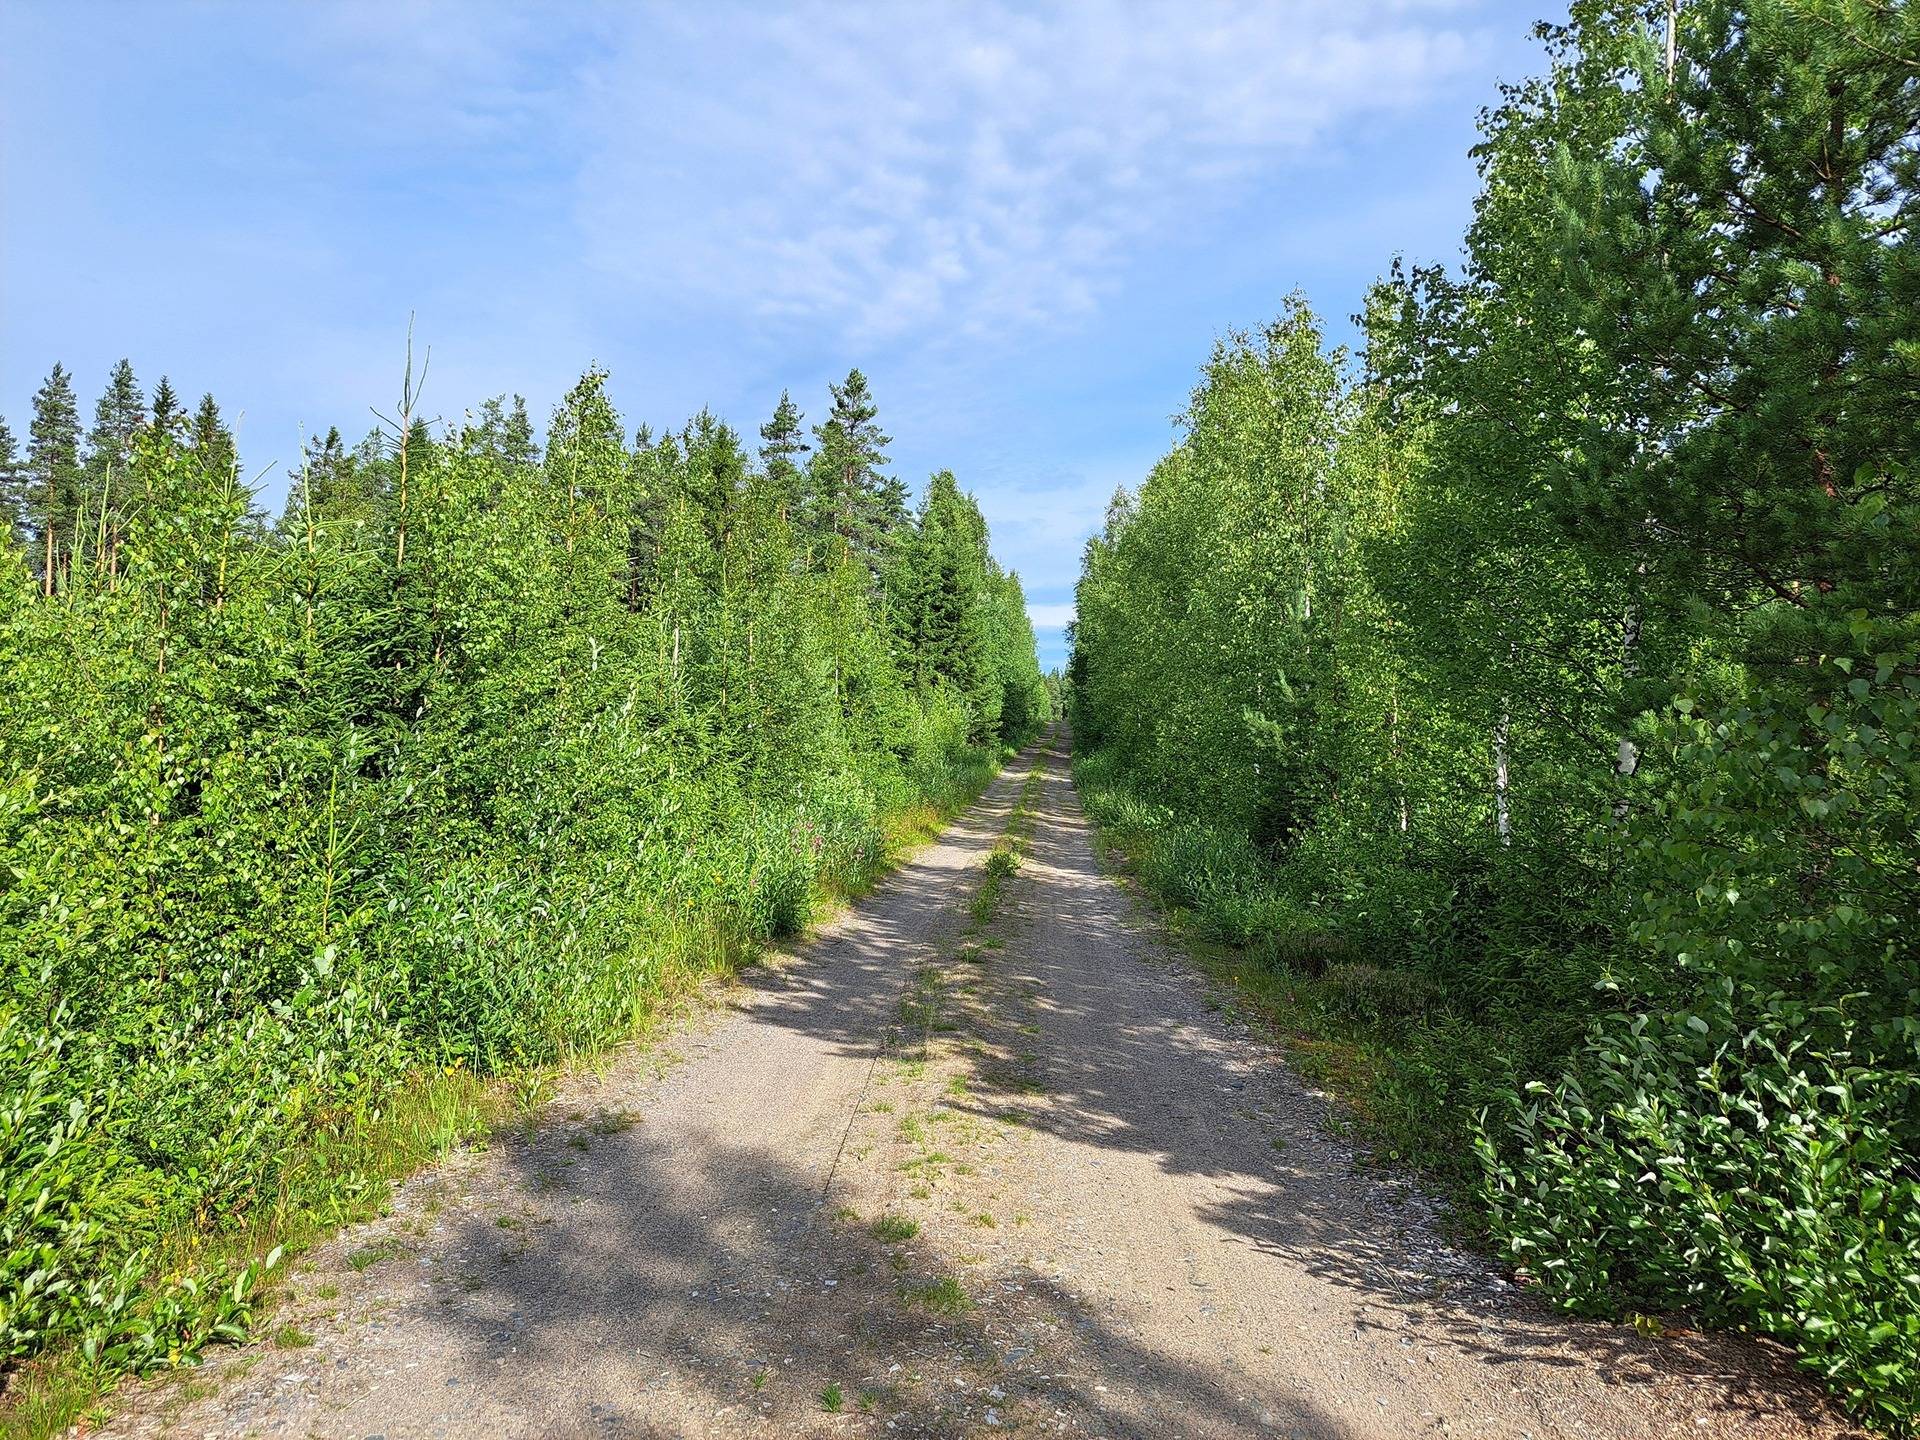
0, 734, 1003, 1440
1074, 690, 1920, 1434
1071, 748, 1541, 1203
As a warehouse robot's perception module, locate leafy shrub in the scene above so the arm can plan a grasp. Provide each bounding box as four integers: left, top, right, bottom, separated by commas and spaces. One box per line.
0, 1006, 282, 1373
1479, 992, 1920, 1428
0, 369, 1043, 1399
1479, 660, 1920, 1427
1, 1008, 117, 1364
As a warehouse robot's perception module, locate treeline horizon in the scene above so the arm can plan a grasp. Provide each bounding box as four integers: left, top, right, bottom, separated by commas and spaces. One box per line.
1071, 0, 1916, 1430
0, 352, 1050, 1390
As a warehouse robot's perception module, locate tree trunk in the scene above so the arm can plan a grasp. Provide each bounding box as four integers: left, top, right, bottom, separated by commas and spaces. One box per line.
1493, 706, 1512, 845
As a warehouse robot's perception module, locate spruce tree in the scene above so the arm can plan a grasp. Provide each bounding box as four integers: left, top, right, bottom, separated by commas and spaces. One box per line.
621, 425, 676, 602
469, 396, 538, 471
0, 415, 25, 545
681, 409, 747, 543
757, 390, 808, 519
894, 470, 997, 732
149, 375, 183, 433
26, 363, 83, 589
84, 359, 145, 482
807, 369, 895, 566
472, 396, 511, 460
81, 360, 145, 567
504, 395, 539, 470
284, 426, 377, 530
190, 393, 238, 481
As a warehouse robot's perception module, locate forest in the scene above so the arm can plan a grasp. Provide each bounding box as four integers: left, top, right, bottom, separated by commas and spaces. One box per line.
0, 355, 1048, 1392
1071, 0, 1919, 1428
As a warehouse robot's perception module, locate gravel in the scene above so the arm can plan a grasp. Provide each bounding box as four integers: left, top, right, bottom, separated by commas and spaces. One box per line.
95, 732, 1860, 1440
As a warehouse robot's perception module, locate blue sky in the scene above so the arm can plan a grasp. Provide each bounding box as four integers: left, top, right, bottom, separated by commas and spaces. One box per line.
2, 1, 1553, 669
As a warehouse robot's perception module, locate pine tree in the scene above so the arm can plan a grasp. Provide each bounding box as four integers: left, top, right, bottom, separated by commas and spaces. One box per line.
757, 390, 809, 519
806, 369, 897, 569
1512, 0, 1918, 672
27, 363, 83, 590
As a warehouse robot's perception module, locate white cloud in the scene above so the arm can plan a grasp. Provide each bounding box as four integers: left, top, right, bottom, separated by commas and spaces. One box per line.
1027, 602, 1078, 630
16, 0, 1497, 569
568, 1, 1482, 345
264, 0, 1487, 357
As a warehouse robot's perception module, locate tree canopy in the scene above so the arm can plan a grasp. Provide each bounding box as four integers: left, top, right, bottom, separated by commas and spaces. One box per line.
1071, 2, 1920, 1425
0, 359, 1047, 1386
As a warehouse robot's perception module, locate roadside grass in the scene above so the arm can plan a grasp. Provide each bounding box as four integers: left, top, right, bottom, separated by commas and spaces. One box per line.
898, 1275, 971, 1316
1074, 768, 1510, 1234
970, 759, 1046, 927
0, 761, 1016, 1440
969, 847, 1021, 925
346, 1236, 408, 1272
586, 1107, 640, 1137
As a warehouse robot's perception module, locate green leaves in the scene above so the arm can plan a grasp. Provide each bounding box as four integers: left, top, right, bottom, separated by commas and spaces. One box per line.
1483, 990, 1920, 1426
1069, 3, 1920, 1428
0, 362, 1041, 1390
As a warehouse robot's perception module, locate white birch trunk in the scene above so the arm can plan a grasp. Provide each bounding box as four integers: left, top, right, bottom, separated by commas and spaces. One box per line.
1612, 600, 1643, 822
1494, 706, 1512, 845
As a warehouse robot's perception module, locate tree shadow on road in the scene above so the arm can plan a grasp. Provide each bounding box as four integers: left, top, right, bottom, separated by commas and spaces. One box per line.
731, 732, 1858, 1439
159, 734, 1852, 1440
323, 1115, 1344, 1439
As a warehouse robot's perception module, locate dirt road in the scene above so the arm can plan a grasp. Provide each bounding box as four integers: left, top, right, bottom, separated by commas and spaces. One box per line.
102, 729, 1853, 1439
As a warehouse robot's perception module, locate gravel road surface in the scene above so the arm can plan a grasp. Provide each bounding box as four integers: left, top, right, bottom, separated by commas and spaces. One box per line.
98, 729, 1855, 1439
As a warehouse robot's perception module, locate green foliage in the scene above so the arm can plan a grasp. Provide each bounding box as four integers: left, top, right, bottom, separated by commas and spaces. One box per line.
1071, 3, 1920, 1426
0, 361, 1039, 1396
1481, 655, 1920, 1427
891, 469, 1049, 744
1479, 990, 1920, 1428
